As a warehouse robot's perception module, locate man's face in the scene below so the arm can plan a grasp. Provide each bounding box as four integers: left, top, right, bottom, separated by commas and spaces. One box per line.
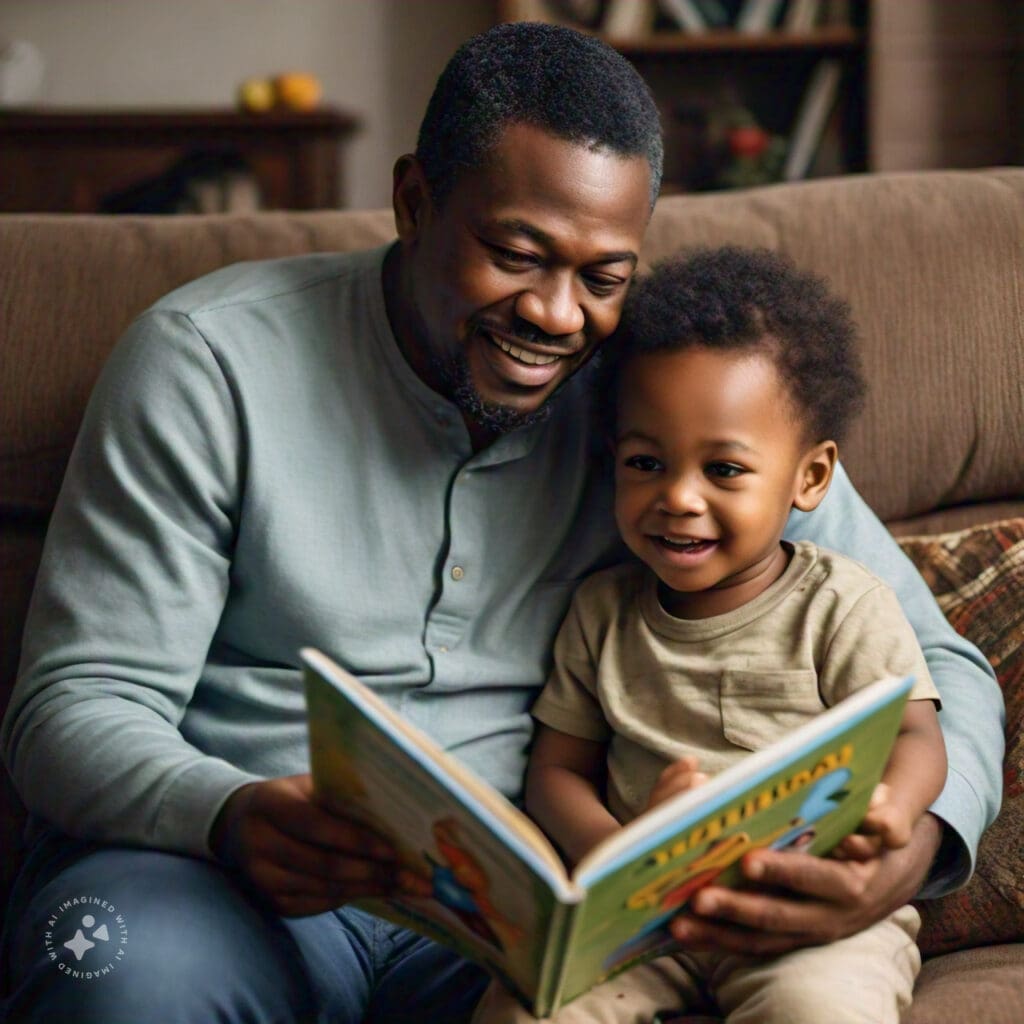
392, 122, 652, 437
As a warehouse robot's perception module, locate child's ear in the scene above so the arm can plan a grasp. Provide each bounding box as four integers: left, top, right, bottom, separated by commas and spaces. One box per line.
792, 440, 838, 513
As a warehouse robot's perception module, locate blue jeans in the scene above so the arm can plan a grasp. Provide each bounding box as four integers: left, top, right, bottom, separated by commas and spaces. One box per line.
1, 834, 488, 1023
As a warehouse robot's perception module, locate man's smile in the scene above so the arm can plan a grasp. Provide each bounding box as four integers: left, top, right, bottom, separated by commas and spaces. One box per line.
472, 323, 581, 390
491, 335, 561, 366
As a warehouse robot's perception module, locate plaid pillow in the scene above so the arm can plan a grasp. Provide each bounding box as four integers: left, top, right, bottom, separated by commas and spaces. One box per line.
898, 519, 1024, 957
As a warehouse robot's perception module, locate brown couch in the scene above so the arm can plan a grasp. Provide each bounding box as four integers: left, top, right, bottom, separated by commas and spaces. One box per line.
2, 169, 1022, 1020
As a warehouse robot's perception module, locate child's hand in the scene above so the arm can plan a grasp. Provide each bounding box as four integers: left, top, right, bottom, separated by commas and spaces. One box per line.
646, 755, 708, 810
835, 782, 914, 860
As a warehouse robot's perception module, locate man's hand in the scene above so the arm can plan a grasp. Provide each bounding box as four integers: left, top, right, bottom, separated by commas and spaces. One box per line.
210, 773, 411, 917
668, 811, 943, 956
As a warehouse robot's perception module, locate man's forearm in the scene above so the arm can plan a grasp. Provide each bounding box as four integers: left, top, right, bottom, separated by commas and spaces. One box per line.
785, 462, 1004, 892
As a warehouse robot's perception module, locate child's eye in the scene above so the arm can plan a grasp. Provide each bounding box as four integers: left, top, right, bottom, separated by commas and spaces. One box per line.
707, 462, 745, 479
624, 454, 662, 473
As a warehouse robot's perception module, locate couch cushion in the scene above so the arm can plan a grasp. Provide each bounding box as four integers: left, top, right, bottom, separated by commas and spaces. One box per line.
905, 944, 1024, 1024
898, 519, 1024, 956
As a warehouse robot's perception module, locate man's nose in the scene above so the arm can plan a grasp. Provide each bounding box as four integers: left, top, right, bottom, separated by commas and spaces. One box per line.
514, 273, 585, 338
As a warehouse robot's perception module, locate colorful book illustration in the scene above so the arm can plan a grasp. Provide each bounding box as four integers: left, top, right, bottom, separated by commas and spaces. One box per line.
303, 647, 912, 1017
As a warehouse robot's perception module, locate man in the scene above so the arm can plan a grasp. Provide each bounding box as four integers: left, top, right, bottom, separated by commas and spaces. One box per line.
0, 22, 1002, 1024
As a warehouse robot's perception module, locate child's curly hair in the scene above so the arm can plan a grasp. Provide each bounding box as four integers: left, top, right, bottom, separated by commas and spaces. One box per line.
602, 246, 867, 443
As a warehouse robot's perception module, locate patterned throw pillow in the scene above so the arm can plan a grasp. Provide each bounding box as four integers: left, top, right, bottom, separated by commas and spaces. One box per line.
898, 519, 1024, 957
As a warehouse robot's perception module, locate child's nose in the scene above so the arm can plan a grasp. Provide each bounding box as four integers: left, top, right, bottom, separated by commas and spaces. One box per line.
657, 474, 708, 516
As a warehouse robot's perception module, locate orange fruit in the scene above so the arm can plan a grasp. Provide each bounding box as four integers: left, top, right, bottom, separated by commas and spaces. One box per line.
273, 72, 322, 112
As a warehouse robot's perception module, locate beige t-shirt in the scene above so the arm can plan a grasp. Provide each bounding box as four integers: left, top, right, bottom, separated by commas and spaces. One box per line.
532, 541, 940, 823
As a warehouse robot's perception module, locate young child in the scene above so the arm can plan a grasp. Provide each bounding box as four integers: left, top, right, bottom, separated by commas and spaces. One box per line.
473, 247, 946, 1024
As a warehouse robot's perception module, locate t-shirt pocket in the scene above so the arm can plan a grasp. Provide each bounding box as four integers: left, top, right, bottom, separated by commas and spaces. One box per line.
720, 670, 823, 752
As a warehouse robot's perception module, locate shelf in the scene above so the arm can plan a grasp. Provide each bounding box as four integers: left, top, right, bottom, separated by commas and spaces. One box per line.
608, 26, 862, 56
0, 107, 359, 134
0, 107, 361, 212
494, 1, 870, 194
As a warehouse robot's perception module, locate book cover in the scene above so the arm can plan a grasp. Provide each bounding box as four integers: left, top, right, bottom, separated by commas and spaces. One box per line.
303, 647, 912, 1016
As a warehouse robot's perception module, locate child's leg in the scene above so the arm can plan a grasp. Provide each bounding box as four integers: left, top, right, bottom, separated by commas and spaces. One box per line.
713, 904, 921, 1024
471, 955, 706, 1024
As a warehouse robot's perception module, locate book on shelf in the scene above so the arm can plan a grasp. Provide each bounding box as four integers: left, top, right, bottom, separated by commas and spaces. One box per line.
782, 57, 842, 180
782, 0, 822, 32
500, 0, 561, 24
303, 646, 913, 1017
734, 0, 785, 32
549, 0, 604, 25
657, 0, 710, 33
602, 0, 657, 37
821, 0, 852, 27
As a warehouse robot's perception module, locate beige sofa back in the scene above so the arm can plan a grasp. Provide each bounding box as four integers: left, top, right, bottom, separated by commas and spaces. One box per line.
2, 169, 1023, 903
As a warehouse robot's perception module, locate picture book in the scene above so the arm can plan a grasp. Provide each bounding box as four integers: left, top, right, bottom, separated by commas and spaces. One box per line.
303, 648, 913, 1017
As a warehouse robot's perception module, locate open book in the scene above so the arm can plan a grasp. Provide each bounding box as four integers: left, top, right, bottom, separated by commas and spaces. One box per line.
303, 648, 912, 1017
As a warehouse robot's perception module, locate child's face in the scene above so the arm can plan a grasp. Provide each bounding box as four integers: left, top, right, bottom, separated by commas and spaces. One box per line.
613, 345, 831, 618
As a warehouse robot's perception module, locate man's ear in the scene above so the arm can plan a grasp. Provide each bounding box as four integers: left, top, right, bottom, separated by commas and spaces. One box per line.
792, 440, 838, 513
392, 154, 431, 241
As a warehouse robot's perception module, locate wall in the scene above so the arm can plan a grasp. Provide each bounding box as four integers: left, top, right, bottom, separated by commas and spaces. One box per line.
870, 0, 1020, 172
0, 0, 493, 209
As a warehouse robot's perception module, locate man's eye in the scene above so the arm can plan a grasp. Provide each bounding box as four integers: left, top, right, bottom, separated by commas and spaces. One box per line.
707, 462, 744, 479
583, 273, 624, 296
490, 244, 536, 267
624, 454, 661, 473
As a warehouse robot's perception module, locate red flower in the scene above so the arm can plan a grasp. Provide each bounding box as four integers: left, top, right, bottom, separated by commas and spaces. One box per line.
728, 125, 771, 159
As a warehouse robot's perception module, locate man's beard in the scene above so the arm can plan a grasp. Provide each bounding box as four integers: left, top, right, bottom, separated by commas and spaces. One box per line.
433, 351, 553, 436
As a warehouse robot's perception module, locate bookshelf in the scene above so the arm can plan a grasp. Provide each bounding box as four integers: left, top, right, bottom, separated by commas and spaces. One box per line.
495, 0, 869, 193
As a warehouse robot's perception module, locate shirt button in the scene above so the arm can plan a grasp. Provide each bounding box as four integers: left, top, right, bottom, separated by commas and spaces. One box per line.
438, 645, 449, 654
450, 566, 465, 581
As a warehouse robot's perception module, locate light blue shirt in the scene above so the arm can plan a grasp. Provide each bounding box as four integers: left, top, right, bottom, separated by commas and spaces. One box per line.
2, 245, 1002, 895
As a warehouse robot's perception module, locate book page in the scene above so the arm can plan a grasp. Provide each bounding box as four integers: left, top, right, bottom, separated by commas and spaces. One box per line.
303, 649, 577, 1003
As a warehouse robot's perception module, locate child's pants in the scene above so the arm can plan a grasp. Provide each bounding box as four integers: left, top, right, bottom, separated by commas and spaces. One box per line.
472, 904, 921, 1024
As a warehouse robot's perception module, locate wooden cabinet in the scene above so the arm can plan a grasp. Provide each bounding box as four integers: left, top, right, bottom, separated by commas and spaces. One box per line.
495, 1, 869, 193
0, 107, 360, 213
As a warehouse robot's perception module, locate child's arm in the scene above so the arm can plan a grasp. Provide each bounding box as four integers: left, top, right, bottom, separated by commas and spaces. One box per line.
840, 699, 947, 857
525, 724, 621, 866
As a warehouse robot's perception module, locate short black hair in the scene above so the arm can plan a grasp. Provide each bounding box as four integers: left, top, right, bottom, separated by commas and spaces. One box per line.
416, 22, 663, 208
604, 246, 866, 442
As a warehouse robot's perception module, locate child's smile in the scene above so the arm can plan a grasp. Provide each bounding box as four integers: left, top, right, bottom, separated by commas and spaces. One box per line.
654, 534, 718, 560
